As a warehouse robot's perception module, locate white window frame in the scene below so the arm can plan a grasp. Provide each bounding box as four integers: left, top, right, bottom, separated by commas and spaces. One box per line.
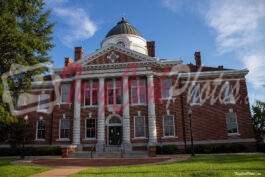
161, 78, 172, 99
59, 118, 70, 139
163, 115, 175, 137
61, 84, 71, 103
36, 118, 45, 140
222, 82, 235, 104
189, 84, 201, 105
107, 79, 122, 105
38, 93, 48, 112
226, 111, 240, 135
85, 118, 96, 139
131, 79, 146, 105
84, 81, 98, 106
134, 116, 146, 138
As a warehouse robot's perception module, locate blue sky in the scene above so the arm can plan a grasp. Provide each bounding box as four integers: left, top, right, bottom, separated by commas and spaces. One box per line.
44, 0, 265, 104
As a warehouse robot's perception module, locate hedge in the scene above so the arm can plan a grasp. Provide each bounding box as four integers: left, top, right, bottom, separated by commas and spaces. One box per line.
0, 146, 61, 156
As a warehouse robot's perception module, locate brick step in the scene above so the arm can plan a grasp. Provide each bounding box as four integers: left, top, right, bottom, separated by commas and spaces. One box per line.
69, 151, 149, 158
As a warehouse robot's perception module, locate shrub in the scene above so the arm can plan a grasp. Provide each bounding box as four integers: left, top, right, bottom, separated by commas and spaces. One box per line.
186, 143, 247, 154
156, 144, 178, 154
256, 143, 265, 152
0, 146, 61, 156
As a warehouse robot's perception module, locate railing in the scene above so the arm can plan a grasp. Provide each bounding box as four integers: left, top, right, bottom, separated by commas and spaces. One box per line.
90, 145, 95, 158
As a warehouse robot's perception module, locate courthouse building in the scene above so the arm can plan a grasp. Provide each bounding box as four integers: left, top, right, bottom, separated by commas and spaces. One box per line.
11, 18, 255, 155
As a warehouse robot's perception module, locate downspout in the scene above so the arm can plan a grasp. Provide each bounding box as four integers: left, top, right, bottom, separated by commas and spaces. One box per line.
179, 77, 187, 152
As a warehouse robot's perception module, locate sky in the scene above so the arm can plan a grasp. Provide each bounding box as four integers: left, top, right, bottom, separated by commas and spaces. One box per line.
44, 0, 265, 104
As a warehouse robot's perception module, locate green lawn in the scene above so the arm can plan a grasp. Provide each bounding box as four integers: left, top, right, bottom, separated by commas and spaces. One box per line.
71, 154, 265, 177
0, 158, 50, 177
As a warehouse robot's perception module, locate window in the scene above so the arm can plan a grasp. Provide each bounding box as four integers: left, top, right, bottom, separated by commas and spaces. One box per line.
86, 118, 96, 138
60, 119, 70, 139
37, 119, 45, 139
38, 93, 48, 111
131, 80, 146, 104
189, 85, 201, 105
134, 116, 146, 138
107, 80, 122, 105
84, 82, 98, 106
222, 82, 235, 104
163, 115, 175, 137
226, 111, 239, 134
161, 78, 172, 98
61, 84, 71, 103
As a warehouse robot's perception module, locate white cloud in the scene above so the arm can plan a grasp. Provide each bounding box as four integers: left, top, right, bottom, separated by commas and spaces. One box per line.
242, 52, 265, 89
202, 0, 265, 89
161, 0, 183, 12
44, 0, 97, 47
53, 7, 97, 46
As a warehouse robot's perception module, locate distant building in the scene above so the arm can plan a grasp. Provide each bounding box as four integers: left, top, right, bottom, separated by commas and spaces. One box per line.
8, 18, 255, 156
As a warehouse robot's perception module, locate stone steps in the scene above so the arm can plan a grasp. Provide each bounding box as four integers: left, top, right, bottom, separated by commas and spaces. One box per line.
69, 151, 149, 158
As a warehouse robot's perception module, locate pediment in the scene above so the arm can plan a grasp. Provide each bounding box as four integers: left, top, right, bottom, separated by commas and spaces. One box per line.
77, 44, 157, 66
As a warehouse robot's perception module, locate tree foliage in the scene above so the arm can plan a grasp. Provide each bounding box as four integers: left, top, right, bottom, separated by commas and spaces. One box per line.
252, 100, 265, 141
0, 0, 54, 141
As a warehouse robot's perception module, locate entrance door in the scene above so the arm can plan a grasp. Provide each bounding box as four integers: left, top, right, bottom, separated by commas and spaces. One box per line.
108, 126, 122, 145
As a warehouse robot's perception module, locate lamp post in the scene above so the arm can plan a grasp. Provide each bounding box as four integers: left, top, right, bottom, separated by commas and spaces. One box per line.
20, 114, 28, 159
188, 108, 195, 156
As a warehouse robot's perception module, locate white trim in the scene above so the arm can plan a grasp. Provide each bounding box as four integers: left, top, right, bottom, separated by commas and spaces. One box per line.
106, 114, 123, 126
161, 136, 178, 139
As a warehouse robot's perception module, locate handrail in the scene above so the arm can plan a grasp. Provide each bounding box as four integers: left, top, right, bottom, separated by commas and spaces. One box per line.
90, 145, 95, 158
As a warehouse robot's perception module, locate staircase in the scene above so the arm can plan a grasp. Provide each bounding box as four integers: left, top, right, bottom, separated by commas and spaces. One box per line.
69, 146, 149, 158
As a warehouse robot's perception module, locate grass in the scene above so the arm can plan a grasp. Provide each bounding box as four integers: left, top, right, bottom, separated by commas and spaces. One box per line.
71, 154, 265, 177
0, 158, 51, 177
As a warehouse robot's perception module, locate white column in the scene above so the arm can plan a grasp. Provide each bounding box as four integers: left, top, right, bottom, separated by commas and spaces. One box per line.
73, 79, 81, 145
122, 76, 132, 151
147, 75, 157, 145
96, 77, 105, 152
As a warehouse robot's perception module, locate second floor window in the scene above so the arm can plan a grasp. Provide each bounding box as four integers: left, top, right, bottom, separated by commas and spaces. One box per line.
161, 78, 172, 99
107, 80, 122, 105
189, 85, 201, 105
222, 82, 235, 104
131, 80, 146, 104
38, 93, 48, 111
61, 84, 71, 103
84, 82, 98, 106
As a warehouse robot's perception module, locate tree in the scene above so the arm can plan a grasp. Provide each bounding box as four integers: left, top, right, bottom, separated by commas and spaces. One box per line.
252, 100, 265, 142
0, 0, 54, 141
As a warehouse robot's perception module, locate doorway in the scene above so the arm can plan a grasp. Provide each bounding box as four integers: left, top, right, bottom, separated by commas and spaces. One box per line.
108, 126, 122, 145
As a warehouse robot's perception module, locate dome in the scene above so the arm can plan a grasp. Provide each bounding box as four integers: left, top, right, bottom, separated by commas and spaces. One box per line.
105, 17, 142, 38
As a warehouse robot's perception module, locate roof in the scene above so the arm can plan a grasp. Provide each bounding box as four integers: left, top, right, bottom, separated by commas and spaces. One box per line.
105, 17, 142, 38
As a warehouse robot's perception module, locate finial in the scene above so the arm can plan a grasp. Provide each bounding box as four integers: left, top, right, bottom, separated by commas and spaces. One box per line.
122, 16, 125, 21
